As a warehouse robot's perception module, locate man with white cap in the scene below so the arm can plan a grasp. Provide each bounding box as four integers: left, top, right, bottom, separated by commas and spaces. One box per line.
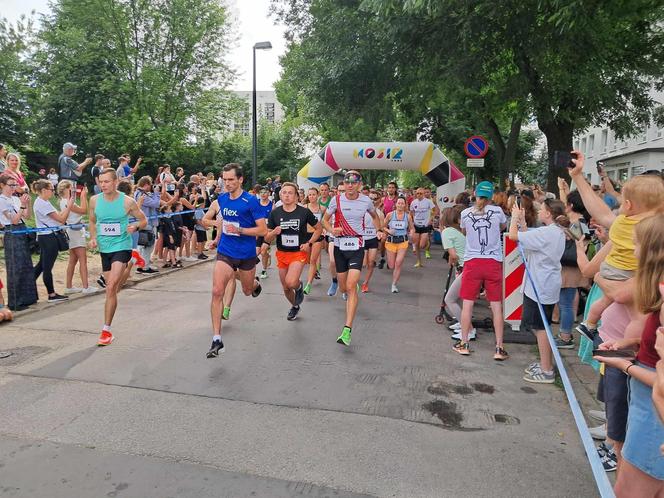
58, 142, 92, 189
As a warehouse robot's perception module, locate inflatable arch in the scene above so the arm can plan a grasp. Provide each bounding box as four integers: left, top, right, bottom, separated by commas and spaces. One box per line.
296, 142, 466, 208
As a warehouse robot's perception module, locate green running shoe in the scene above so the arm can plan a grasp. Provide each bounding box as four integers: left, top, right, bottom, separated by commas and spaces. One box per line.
222, 306, 231, 320
337, 326, 352, 346
303, 283, 311, 295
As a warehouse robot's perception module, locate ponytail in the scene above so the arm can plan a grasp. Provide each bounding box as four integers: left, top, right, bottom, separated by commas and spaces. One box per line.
32, 179, 51, 194
544, 198, 569, 228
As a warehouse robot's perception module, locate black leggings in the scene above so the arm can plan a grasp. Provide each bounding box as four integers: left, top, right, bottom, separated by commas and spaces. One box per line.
34, 233, 59, 294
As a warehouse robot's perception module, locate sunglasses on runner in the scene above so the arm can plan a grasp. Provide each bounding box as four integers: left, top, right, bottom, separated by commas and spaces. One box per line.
343, 173, 362, 184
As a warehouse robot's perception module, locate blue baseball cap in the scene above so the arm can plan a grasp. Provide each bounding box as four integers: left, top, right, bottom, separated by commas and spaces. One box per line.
475, 181, 494, 199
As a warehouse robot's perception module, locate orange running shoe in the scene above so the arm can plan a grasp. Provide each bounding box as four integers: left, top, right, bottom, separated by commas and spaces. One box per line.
132, 250, 146, 268
98, 330, 114, 346
361, 283, 369, 293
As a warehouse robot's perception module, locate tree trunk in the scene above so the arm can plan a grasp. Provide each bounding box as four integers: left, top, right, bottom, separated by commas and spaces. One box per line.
503, 116, 522, 189
538, 120, 574, 193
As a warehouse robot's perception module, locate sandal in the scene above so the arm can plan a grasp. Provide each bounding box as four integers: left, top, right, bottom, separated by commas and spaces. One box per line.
163, 263, 172, 268
174, 261, 183, 268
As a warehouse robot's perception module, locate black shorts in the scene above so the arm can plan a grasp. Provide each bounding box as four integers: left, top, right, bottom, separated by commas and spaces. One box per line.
519, 295, 554, 334
333, 246, 364, 273
597, 366, 629, 442
100, 250, 132, 272
195, 229, 207, 243
364, 237, 379, 250
414, 225, 432, 234
216, 253, 258, 271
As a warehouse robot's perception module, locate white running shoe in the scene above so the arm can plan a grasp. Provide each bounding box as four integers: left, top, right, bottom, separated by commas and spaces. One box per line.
451, 328, 476, 340
391, 283, 399, 293
184, 256, 198, 262
588, 410, 607, 423
64, 287, 83, 294
449, 322, 461, 330
589, 423, 607, 441
81, 286, 99, 294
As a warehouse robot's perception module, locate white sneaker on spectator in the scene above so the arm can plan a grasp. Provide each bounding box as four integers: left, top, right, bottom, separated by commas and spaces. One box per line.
449, 322, 461, 330
589, 410, 607, 423
82, 286, 99, 294
451, 329, 476, 340
65, 287, 83, 294
185, 256, 198, 262
590, 423, 607, 440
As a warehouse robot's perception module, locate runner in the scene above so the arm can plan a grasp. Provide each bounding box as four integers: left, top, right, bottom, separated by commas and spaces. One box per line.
409, 187, 435, 267
382, 197, 414, 293
303, 187, 325, 295
88, 169, 148, 346
204, 163, 267, 358
265, 183, 322, 320
378, 182, 398, 269
321, 182, 341, 296
423, 187, 439, 259
322, 171, 382, 346
360, 192, 385, 293
256, 187, 273, 279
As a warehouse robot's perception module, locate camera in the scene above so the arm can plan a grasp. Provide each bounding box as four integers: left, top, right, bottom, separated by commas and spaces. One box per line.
553, 150, 577, 169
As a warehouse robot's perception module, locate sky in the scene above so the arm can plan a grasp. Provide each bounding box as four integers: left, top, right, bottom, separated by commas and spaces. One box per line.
2, 0, 286, 91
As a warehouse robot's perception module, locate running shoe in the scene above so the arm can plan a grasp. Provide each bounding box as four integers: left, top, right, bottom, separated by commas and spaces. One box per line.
524, 362, 541, 374
98, 330, 114, 346
327, 281, 338, 296
294, 282, 305, 305
222, 307, 231, 320
452, 340, 471, 355
391, 283, 399, 293
590, 423, 607, 441
361, 283, 369, 293
260, 270, 268, 279
576, 322, 598, 342
523, 367, 555, 384
303, 283, 311, 295
96, 275, 106, 288
589, 410, 607, 423
597, 442, 617, 472
252, 277, 262, 298
451, 328, 476, 341
414, 261, 422, 268
287, 305, 300, 321
555, 335, 574, 349
132, 249, 146, 268
378, 258, 385, 269
337, 326, 352, 346
206, 339, 225, 358
314, 271, 321, 280
65, 287, 83, 294
82, 286, 99, 294
48, 294, 68, 302
425, 250, 431, 259
449, 321, 461, 331
197, 253, 208, 260
493, 346, 509, 361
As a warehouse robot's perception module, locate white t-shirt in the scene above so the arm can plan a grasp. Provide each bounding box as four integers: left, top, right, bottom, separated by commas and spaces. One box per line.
47, 173, 59, 187
410, 198, 435, 227
326, 193, 375, 247
60, 198, 82, 225
0, 194, 21, 226
364, 211, 377, 239
34, 197, 60, 234
518, 224, 565, 304
460, 205, 507, 262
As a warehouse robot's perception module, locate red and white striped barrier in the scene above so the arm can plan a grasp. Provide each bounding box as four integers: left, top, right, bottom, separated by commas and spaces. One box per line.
503, 234, 524, 329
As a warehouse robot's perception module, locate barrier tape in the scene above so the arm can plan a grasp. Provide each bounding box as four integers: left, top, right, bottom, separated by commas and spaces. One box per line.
517, 243, 615, 498
3, 208, 208, 235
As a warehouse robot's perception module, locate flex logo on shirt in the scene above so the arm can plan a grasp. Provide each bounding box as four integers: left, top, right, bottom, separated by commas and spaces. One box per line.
222, 208, 238, 217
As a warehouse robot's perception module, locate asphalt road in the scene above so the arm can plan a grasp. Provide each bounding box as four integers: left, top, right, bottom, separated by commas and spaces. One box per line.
0, 246, 598, 497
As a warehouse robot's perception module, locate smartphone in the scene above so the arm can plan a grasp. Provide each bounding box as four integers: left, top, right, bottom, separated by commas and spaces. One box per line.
515, 195, 522, 209
553, 150, 576, 169
568, 222, 584, 240
592, 349, 635, 358
596, 161, 604, 175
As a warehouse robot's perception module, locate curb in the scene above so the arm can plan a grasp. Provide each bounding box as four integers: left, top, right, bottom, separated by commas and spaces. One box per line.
10, 257, 214, 320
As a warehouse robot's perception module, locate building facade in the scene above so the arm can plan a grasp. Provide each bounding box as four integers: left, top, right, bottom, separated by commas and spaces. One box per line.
232, 91, 285, 134
574, 90, 664, 184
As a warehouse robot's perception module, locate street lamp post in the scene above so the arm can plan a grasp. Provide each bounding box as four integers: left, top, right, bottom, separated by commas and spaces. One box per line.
252, 41, 272, 187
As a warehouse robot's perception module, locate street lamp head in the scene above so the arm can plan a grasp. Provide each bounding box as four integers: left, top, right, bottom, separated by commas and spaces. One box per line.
253, 41, 272, 50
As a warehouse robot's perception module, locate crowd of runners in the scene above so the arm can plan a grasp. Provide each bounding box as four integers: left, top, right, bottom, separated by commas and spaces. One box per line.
3, 144, 664, 497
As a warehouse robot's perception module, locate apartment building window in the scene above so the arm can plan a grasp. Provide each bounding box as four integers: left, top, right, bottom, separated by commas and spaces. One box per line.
610, 131, 617, 150
574, 140, 580, 151
588, 134, 595, 156
657, 125, 663, 139
637, 127, 647, 144
601, 129, 608, 152
620, 137, 629, 148
581, 137, 587, 153
265, 102, 275, 123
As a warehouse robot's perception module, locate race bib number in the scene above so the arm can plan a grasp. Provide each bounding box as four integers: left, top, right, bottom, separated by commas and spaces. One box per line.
223, 221, 240, 236
392, 220, 406, 230
339, 237, 361, 251
365, 227, 376, 237
100, 223, 121, 236
281, 234, 299, 247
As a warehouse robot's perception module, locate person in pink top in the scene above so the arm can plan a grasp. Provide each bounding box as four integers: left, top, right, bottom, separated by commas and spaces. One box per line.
379, 181, 399, 269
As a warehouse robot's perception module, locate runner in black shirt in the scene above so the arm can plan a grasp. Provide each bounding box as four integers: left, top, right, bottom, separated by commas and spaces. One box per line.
265, 182, 322, 320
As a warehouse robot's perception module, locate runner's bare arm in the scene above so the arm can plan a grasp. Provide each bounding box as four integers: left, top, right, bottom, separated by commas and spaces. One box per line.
229, 218, 267, 237
126, 198, 148, 232
88, 196, 98, 249
308, 221, 323, 245
200, 200, 220, 229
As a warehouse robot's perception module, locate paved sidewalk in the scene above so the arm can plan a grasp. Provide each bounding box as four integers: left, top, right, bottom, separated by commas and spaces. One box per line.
0, 247, 600, 497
